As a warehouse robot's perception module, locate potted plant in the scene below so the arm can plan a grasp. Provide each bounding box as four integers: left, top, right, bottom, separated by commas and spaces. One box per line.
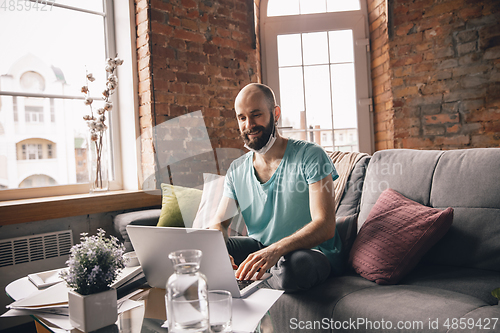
60, 229, 126, 332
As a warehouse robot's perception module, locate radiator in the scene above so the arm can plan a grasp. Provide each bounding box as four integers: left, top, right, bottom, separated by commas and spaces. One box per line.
0, 230, 73, 267
0, 230, 73, 330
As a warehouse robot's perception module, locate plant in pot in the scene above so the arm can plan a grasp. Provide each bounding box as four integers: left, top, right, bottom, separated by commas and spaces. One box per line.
60, 229, 126, 332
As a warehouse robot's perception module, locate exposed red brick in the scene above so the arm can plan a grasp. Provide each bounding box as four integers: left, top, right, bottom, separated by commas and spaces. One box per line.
181, 0, 197, 9
174, 29, 206, 43
424, 113, 460, 125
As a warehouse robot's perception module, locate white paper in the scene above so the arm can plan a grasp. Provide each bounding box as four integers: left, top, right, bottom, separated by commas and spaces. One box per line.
8, 281, 69, 309
28, 268, 66, 289
110, 266, 143, 289
232, 288, 283, 333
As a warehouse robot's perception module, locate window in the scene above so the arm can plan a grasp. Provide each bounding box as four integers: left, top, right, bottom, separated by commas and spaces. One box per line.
47, 144, 54, 159
261, 0, 373, 153
18, 140, 55, 160
25, 106, 44, 123
20, 71, 45, 92
267, 0, 360, 16
0, 1, 140, 200
26, 144, 43, 160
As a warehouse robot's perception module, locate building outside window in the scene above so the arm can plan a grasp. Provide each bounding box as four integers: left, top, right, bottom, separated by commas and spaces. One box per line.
261, 0, 373, 153
0, 0, 129, 197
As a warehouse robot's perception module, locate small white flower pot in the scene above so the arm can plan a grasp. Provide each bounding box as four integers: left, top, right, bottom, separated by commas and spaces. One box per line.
68, 288, 117, 332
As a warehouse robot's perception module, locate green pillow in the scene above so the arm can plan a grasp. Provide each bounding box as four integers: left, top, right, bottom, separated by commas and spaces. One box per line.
157, 183, 203, 228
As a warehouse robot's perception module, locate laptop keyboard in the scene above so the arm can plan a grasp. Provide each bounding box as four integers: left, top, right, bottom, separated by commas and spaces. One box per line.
237, 279, 254, 290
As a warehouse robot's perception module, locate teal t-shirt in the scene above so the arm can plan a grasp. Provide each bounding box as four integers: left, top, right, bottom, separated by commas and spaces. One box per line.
223, 139, 342, 270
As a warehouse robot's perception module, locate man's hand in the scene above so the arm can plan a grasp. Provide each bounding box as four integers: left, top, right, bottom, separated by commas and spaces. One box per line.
235, 244, 283, 280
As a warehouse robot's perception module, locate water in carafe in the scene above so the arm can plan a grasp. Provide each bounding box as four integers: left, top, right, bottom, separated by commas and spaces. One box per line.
166, 249, 209, 333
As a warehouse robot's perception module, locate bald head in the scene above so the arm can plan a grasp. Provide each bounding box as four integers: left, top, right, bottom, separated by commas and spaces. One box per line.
235, 83, 276, 114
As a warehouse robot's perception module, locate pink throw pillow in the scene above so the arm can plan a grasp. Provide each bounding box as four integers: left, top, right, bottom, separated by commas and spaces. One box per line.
349, 188, 453, 285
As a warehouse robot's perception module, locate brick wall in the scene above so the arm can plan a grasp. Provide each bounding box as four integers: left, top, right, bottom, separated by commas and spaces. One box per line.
135, 0, 260, 187
136, 0, 500, 181
376, 0, 500, 150
368, 0, 394, 151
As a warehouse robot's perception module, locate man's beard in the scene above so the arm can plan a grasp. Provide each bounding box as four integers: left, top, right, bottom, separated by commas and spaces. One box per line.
240, 115, 275, 151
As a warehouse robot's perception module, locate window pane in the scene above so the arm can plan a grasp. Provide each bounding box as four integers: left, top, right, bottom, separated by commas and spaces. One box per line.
304, 65, 332, 130
334, 128, 358, 152
277, 34, 302, 67
0, 8, 107, 96
268, 0, 299, 17
0, 7, 109, 190
302, 32, 329, 65
326, 0, 360, 12
331, 63, 358, 129
299, 0, 326, 15
278, 67, 304, 130
1, 96, 95, 188
329, 30, 354, 63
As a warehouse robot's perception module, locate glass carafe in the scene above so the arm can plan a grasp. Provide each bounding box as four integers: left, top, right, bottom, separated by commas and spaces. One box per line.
166, 249, 209, 333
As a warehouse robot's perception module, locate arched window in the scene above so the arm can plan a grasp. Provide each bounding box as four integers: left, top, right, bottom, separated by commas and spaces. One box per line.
260, 0, 373, 153
19, 174, 57, 188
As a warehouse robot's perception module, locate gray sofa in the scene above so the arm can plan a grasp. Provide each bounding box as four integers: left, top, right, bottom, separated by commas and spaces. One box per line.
269, 148, 500, 333
113, 148, 500, 332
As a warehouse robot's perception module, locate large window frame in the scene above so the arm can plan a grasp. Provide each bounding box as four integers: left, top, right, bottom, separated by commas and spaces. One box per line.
0, 0, 140, 202
260, 0, 374, 154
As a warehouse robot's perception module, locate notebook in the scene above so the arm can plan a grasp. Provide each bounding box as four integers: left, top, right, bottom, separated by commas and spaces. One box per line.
126, 225, 271, 298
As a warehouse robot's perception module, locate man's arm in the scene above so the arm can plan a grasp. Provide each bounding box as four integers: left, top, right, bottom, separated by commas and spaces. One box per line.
235, 174, 336, 280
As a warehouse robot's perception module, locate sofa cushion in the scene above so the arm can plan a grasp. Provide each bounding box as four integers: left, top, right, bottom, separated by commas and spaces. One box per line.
268, 274, 376, 333
157, 183, 202, 228
349, 188, 454, 285
400, 264, 500, 305
332, 283, 490, 333
426, 148, 500, 272
358, 149, 444, 230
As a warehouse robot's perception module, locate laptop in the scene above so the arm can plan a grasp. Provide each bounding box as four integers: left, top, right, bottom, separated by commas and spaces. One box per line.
126, 225, 271, 298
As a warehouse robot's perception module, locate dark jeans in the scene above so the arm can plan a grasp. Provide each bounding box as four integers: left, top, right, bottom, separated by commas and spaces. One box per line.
227, 236, 332, 293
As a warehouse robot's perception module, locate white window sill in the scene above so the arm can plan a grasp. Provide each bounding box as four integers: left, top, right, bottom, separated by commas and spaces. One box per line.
0, 190, 161, 226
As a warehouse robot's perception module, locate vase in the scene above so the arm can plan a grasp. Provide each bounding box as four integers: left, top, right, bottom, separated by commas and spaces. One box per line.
166, 249, 209, 333
88, 132, 109, 193
68, 288, 117, 332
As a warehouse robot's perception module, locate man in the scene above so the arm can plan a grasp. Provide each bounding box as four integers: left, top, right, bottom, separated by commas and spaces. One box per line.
210, 83, 343, 292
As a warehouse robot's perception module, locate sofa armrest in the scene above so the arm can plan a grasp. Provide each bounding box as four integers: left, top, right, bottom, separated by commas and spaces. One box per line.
113, 209, 162, 251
